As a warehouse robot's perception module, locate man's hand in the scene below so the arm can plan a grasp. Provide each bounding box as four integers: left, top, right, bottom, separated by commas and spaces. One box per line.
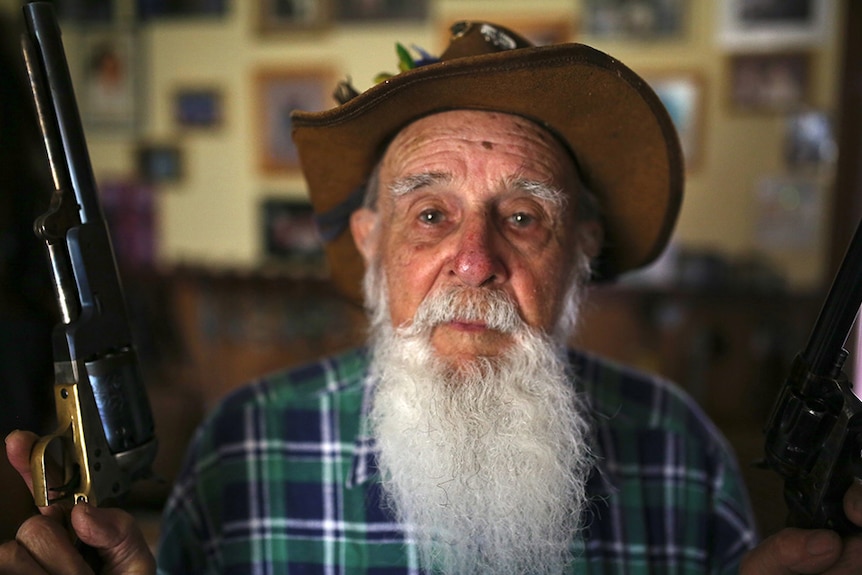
741, 480, 862, 574
0, 430, 156, 574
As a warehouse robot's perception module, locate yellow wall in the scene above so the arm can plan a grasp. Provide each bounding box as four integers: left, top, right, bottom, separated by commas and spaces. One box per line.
4, 0, 845, 288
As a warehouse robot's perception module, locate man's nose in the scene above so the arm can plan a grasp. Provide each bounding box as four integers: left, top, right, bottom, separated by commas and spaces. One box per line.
450, 217, 507, 287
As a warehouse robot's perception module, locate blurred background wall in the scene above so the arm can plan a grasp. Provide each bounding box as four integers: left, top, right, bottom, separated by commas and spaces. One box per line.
0, 0, 846, 288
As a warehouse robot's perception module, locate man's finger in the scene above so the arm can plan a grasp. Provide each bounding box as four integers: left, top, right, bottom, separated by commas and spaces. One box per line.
741, 528, 842, 574
5, 430, 39, 492
843, 478, 862, 527
71, 504, 156, 575
16, 514, 93, 575
5, 430, 72, 524
0, 539, 50, 575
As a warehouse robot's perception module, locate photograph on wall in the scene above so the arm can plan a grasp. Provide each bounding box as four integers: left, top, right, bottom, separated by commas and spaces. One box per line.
783, 110, 836, 170
257, 0, 331, 32
255, 69, 331, 173
717, 0, 832, 49
78, 30, 137, 130
261, 198, 325, 270
583, 0, 687, 40
100, 179, 156, 270
136, 0, 228, 20
173, 86, 223, 129
333, 0, 427, 22
754, 175, 823, 250
643, 71, 704, 170
48, 0, 113, 22
728, 52, 810, 112
137, 143, 183, 184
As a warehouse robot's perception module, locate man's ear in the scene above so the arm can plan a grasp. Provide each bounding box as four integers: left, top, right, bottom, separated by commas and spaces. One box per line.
350, 207, 378, 263
578, 219, 604, 261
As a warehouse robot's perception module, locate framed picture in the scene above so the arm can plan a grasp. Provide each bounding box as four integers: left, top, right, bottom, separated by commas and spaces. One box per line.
77, 30, 137, 130
783, 110, 836, 169
728, 52, 811, 112
173, 87, 223, 129
333, 0, 427, 22
49, 0, 113, 22
256, 0, 331, 32
100, 179, 156, 269
137, 144, 183, 184
642, 71, 704, 171
261, 198, 325, 268
255, 69, 332, 173
754, 175, 823, 249
583, 0, 687, 40
717, 0, 833, 49
136, 0, 228, 20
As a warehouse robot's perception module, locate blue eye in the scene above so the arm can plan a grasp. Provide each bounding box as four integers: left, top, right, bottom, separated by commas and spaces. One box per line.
509, 212, 534, 227
419, 209, 444, 224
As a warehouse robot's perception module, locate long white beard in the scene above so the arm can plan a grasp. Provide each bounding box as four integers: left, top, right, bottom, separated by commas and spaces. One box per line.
366, 275, 594, 574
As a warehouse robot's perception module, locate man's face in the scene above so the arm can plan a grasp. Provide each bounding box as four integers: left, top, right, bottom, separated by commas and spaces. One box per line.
350, 110, 600, 366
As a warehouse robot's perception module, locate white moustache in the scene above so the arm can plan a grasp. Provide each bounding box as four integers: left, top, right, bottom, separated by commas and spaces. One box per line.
404, 287, 524, 335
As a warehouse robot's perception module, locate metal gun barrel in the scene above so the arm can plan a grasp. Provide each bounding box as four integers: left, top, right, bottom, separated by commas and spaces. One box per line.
801, 218, 862, 378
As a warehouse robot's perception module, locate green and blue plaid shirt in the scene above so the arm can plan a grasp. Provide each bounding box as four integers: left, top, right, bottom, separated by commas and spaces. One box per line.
157, 347, 757, 574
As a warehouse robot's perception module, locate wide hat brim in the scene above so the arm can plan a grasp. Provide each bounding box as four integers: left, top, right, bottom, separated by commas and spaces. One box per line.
292, 31, 683, 306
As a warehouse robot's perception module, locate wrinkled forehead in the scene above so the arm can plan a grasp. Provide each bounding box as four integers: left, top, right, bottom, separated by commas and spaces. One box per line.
379, 109, 584, 192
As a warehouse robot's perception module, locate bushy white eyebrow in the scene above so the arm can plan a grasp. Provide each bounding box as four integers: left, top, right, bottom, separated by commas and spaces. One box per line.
387, 172, 567, 210
388, 172, 451, 198
507, 177, 567, 209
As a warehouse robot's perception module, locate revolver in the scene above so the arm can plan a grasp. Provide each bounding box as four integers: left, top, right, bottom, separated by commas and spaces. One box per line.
21, 1, 157, 508
763, 217, 862, 534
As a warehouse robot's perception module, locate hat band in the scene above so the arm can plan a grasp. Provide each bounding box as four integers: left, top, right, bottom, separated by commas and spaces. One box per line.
314, 184, 366, 242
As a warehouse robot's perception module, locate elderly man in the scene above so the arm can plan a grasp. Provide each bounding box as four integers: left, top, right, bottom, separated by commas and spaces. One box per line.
4, 20, 862, 575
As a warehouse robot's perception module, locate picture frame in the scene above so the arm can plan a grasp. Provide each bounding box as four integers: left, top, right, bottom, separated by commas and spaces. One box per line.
173, 86, 223, 129
583, 0, 687, 40
49, 0, 114, 23
100, 179, 156, 270
754, 174, 823, 250
728, 52, 811, 113
717, 0, 832, 49
256, 0, 331, 32
642, 71, 705, 171
783, 110, 836, 169
261, 198, 325, 269
77, 29, 137, 131
255, 68, 332, 173
137, 143, 183, 184
333, 0, 428, 22
136, 0, 228, 21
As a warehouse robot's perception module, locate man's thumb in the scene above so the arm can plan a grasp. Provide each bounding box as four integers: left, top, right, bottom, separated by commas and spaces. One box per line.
741, 528, 842, 574
71, 504, 156, 575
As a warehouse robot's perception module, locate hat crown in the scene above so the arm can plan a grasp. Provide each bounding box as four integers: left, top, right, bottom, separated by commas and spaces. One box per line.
440, 21, 534, 60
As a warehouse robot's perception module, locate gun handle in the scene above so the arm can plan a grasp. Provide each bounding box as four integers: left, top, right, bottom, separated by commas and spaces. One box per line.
29, 378, 128, 507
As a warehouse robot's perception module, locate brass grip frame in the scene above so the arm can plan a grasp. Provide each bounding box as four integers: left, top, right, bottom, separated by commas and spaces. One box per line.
30, 362, 128, 507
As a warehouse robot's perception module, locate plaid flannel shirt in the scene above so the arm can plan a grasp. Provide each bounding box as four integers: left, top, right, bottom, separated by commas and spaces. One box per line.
157, 347, 757, 574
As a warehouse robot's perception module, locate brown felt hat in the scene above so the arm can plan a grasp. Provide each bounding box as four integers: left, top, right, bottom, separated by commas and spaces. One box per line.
292, 21, 683, 305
